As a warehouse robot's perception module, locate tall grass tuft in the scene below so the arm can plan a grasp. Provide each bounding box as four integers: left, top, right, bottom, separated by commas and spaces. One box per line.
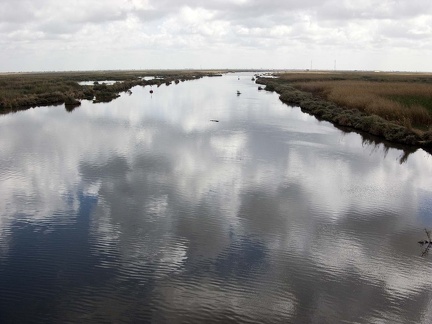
294, 80, 432, 129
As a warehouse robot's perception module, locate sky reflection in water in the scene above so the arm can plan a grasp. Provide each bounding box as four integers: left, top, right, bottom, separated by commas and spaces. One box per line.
1, 74, 432, 323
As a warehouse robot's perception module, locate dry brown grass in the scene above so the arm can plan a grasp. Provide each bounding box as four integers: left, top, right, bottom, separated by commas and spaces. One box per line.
278, 71, 432, 83
257, 72, 432, 147
292, 80, 432, 129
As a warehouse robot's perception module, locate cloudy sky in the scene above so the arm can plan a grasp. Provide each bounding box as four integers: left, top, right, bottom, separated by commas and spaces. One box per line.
1, 0, 432, 72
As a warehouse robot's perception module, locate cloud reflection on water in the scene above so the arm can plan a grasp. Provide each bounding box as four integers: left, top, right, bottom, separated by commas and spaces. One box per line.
1, 75, 432, 323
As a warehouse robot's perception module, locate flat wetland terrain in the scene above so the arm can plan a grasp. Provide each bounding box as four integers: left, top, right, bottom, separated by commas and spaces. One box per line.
1, 71, 432, 323
257, 71, 432, 150
2, 69, 432, 150
0, 70, 222, 113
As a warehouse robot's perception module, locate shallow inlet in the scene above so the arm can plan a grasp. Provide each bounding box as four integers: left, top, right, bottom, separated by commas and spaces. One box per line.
78, 80, 118, 85
0, 73, 432, 323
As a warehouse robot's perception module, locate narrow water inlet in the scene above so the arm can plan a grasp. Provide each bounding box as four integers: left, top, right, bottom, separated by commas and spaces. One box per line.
0, 73, 431, 323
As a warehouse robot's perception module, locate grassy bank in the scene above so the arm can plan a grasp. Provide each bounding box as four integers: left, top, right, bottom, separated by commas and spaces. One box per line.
0, 70, 222, 113
257, 71, 432, 149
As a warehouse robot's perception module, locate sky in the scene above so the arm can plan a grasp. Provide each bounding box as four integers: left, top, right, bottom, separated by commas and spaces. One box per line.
1, 0, 432, 72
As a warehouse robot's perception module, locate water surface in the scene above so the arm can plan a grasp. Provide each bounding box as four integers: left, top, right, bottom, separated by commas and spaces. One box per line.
1, 73, 432, 323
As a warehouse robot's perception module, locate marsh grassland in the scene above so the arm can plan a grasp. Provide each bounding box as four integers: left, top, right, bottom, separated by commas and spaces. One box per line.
3, 69, 432, 149
257, 71, 432, 149
0, 70, 221, 113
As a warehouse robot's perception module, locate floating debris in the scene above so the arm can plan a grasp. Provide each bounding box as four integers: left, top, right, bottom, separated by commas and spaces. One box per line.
210, 119, 219, 122
419, 228, 432, 257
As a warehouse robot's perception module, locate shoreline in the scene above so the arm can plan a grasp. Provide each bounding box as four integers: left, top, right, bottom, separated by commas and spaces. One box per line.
256, 75, 432, 151
0, 70, 223, 114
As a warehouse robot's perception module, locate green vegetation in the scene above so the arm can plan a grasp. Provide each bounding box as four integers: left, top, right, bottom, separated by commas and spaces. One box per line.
0, 70, 222, 113
389, 95, 432, 113
257, 71, 432, 149
4, 69, 432, 149
293, 80, 432, 129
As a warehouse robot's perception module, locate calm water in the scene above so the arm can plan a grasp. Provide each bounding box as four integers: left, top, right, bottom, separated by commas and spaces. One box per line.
1, 73, 432, 323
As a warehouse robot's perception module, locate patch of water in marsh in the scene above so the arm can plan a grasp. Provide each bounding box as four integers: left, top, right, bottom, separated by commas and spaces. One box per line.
78, 80, 117, 85
0, 73, 432, 323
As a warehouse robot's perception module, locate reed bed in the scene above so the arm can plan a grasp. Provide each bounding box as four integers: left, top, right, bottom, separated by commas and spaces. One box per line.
293, 80, 432, 129
278, 71, 432, 83
257, 72, 432, 148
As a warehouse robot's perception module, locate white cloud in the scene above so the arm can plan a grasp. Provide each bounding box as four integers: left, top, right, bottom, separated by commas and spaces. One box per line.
0, 0, 432, 71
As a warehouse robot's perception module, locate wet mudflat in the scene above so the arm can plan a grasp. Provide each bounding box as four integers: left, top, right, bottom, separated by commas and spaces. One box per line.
0, 73, 432, 323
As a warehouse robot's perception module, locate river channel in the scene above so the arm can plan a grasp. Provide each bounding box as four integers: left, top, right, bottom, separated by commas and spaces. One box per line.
1, 73, 432, 323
